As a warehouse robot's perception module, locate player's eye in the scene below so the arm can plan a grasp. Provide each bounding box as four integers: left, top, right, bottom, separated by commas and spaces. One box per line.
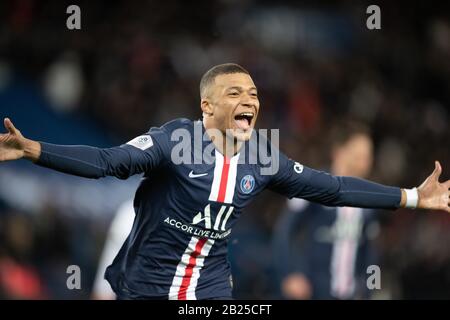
228, 92, 239, 97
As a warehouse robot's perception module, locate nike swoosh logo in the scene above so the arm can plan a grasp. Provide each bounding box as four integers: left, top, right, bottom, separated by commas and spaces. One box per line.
188, 170, 208, 178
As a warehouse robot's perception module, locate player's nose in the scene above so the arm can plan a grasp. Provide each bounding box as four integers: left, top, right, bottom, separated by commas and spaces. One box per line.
240, 95, 254, 107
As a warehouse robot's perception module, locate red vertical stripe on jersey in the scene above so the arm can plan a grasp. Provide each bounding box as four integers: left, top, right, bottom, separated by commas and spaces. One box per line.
178, 238, 208, 300
217, 157, 231, 203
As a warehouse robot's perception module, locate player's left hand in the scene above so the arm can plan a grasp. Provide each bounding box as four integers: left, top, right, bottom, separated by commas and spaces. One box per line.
417, 161, 450, 213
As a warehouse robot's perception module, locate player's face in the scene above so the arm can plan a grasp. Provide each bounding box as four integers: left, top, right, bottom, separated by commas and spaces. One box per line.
206, 73, 259, 141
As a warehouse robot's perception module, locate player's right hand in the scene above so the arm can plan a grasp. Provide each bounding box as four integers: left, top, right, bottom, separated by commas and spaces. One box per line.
0, 118, 27, 162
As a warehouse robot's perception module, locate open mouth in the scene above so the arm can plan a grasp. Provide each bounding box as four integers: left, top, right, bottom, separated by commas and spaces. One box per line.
234, 112, 254, 131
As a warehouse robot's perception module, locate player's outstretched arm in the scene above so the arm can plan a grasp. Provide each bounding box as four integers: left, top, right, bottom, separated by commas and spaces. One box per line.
0, 118, 165, 180
270, 151, 449, 213
0, 118, 41, 162
403, 161, 450, 213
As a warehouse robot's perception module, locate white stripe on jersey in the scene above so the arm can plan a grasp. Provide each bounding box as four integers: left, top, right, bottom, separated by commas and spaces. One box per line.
208, 149, 224, 202
224, 154, 239, 203
185, 239, 214, 299
168, 236, 215, 300
330, 207, 363, 299
208, 149, 239, 203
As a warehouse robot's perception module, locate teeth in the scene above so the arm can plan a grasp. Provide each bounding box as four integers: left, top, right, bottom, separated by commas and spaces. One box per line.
239, 112, 254, 117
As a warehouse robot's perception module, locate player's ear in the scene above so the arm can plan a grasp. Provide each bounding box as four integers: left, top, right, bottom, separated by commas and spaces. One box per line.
201, 99, 213, 116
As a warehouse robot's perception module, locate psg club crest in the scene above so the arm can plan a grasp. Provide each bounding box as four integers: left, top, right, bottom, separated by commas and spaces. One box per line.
240, 175, 255, 194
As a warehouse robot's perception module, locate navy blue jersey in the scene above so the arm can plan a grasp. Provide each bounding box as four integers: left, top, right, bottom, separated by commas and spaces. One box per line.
36, 118, 401, 299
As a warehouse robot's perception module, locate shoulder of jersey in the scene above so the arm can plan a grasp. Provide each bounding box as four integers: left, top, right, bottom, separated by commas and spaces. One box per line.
144, 118, 193, 136
158, 118, 193, 133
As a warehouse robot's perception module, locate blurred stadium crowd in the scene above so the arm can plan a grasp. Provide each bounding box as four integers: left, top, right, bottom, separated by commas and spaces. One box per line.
0, 0, 449, 299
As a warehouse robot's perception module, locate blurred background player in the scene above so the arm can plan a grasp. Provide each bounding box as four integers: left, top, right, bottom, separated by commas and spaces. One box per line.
91, 199, 134, 300
273, 121, 381, 300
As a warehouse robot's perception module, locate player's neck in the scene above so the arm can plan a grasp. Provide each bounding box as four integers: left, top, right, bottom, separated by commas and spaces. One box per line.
209, 132, 242, 158
203, 118, 242, 158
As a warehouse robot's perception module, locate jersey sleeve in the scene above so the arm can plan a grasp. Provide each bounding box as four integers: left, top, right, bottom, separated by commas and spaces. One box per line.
267, 151, 402, 209
36, 125, 170, 179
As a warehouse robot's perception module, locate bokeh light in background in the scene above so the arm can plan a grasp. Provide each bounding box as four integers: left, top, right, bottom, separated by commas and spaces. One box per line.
0, 0, 449, 299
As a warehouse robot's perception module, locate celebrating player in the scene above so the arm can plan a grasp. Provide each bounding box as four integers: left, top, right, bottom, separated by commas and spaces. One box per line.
0, 63, 449, 300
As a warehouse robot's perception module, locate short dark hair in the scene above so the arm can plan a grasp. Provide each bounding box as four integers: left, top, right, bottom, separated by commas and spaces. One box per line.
200, 63, 250, 98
